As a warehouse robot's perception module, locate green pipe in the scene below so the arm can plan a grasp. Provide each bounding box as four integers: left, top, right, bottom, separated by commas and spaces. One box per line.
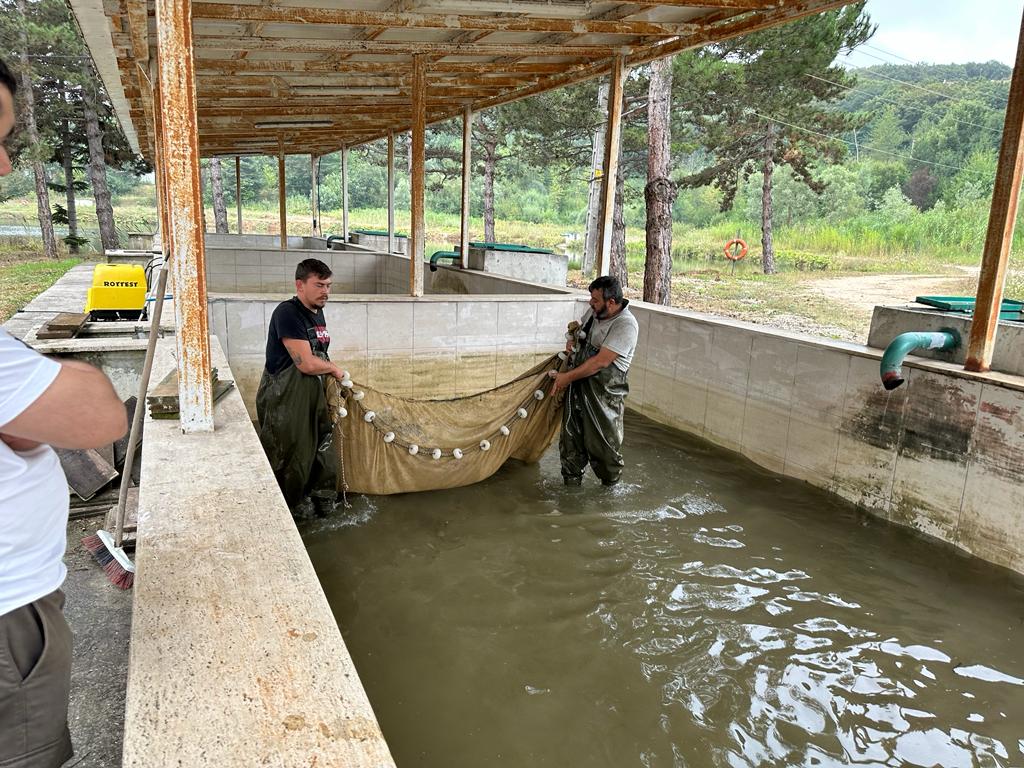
429, 250, 461, 272
880, 331, 959, 390
326, 234, 346, 247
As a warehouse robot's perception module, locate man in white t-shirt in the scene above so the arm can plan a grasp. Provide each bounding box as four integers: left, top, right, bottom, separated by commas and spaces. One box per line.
0, 58, 128, 768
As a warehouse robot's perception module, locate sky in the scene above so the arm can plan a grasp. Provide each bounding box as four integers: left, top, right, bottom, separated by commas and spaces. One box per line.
849, 0, 1023, 68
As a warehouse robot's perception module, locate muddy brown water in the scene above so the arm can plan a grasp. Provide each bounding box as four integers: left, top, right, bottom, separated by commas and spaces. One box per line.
301, 413, 1024, 768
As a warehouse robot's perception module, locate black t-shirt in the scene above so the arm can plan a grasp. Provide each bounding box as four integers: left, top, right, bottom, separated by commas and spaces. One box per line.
265, 297, 331, 375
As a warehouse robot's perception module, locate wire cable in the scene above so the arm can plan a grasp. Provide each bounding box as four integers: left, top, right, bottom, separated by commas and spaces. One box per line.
805, 73, 1002, 134
748, 110, 989, 178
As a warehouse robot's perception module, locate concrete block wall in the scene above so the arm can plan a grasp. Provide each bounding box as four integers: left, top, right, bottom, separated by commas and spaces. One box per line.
204, 233, 327, 250
467, 246, 569, 286
205, 248, 382, 293
626, 302, 1024, 575
208, 295, 579, 417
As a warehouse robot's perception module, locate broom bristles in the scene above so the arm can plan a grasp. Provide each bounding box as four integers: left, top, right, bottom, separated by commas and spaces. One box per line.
81, 531, 135, 590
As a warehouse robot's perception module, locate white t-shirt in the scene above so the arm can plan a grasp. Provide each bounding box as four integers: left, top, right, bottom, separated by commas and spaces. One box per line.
0, 328, 68, 617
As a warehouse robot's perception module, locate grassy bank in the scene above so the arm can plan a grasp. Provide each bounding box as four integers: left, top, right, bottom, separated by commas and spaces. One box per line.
0, 256, 82, 323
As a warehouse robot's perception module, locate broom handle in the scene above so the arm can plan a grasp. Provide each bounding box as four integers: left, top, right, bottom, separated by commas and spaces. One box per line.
114, 262, 169, 549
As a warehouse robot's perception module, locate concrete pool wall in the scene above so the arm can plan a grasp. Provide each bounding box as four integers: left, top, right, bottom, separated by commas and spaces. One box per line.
208, 279, 1024, 576
625, 302, 1024, 576
208, 293, 579, 418
204, 247, 571, 296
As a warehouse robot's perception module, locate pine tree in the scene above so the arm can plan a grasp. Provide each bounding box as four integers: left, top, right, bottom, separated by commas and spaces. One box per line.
675, 4, 874, 273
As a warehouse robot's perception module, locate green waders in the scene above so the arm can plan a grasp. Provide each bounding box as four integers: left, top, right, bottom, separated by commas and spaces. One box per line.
256, 350, 338, 514
559, 331, 630, 486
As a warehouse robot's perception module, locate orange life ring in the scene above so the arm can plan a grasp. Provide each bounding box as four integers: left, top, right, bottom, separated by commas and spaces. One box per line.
724, 238, 748, 262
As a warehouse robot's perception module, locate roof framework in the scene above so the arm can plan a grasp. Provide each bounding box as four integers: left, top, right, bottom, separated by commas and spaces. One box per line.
72, 0, 855, 160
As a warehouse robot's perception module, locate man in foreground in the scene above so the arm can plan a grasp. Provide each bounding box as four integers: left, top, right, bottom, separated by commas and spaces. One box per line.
257, 258, 348, 517
550, 275, 639, 487
0, 57, 129, 767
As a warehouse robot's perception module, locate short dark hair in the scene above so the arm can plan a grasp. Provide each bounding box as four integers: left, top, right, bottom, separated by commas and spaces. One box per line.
295, 258, 331, 281
0, 58, 17, 99
588, 275, 623, 304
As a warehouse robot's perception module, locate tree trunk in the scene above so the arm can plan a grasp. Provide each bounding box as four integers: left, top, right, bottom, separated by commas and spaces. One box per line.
210, 157, 229, 233
82, 82, 119, 252
16, 3, 58, 260
483, 137, 497, 243
643, 57, 675, 306
610, 163, 627, 288
761, 122, 777, 275
62, 127, 79, 254
582, 82, 609, 277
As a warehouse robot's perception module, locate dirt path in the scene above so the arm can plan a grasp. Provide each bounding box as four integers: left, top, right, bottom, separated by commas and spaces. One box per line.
809, 272, 973, 314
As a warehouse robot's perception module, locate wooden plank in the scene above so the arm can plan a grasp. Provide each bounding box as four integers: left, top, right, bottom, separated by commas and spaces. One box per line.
966, 6, 1024, 372
48, 312, 90, 330
104, 486, 140, 539
56, 447, 119, 501
37, 312, 90, 339
189, 4, 698, 36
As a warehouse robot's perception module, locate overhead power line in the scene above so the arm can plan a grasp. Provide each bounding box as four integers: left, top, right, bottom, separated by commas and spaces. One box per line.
805, 73, 1002, 134
843, 48, 1009, 107
749, 110, 988, 178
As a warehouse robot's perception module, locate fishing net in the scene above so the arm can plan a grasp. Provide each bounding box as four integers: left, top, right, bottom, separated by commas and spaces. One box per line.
326, 353, 571, 495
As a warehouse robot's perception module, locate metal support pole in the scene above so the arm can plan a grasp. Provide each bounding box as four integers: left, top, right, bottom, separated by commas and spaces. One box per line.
387, 130, 396, 254
460, 105, 473, 268
966, 7, 1024, 372
234, 155, 242, 234
154, 0, 213, 432
310, 154, 320, 237
278, 140, 287, 250
596, 54, 625, 278
409, 55, 426, 297
341, 145, 349, 243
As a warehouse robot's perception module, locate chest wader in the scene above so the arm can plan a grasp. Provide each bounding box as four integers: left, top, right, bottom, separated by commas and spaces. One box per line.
558, 321, 630, 486
256, 347, 338, 514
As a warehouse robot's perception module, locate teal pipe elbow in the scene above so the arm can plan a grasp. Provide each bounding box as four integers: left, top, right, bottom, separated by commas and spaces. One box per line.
429, 250, 461, 272
326, 234, 345, 247
880, 331, 959, 390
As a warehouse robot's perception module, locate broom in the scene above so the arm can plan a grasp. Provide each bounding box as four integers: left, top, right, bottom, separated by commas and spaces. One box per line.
82, 260, 169, 589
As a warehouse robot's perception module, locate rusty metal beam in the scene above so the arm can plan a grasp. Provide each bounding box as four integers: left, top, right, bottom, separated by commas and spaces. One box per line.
410, 55, 425, 297
154, 0, 213, 433
234, 155, 241, 233
278, 140, 287, 249
460, 105, 472, 269
965, 7, 1024, 372
596, 54, 625, 278
341, 145, 349, 242
190, 3, 698, 36
387, 130, 396, 254
310, 154, 320, 237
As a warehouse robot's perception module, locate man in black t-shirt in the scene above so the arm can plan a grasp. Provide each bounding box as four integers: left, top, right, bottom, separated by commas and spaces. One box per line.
256, 258, 349, 517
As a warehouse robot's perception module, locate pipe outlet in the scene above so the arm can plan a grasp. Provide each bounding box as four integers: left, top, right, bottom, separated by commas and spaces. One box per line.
880, 331, 959, 390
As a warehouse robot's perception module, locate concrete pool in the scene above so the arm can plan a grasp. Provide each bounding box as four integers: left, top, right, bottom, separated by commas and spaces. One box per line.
8, 250, 1024, 765
302, 413, 1024, 768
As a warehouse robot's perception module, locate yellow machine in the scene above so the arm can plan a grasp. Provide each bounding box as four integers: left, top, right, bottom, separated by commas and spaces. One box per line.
84, 264, 149, 321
